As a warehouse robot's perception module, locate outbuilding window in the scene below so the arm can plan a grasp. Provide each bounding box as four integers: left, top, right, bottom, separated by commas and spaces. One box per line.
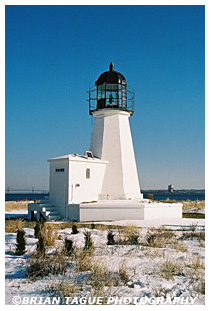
55, 168, 65, 172
86, 168, 90, 179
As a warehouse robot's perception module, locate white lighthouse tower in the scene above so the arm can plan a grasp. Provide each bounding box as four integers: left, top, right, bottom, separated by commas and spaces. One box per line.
89, 62, 142, 200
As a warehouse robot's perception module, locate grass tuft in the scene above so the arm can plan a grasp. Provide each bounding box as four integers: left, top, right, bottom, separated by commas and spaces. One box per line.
159, 258, 184, 280
118, 261, 129, 284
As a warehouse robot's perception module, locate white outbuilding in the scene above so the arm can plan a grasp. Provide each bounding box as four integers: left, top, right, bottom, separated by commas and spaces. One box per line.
48, 153, 108, 205
28, 63, 182, 221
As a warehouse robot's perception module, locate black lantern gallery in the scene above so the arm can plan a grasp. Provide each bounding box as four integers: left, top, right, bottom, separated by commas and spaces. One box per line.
88, 62, 135, 116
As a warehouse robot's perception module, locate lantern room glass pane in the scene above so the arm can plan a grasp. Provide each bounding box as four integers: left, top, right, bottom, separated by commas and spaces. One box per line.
105, 83, 118, 106
98, 84, 106, 99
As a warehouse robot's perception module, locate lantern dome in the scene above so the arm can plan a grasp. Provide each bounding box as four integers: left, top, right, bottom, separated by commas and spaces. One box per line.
95, 62, 127, 86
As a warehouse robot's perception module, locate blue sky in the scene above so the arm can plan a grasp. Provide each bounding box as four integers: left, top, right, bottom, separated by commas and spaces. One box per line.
5, 5, 205, 190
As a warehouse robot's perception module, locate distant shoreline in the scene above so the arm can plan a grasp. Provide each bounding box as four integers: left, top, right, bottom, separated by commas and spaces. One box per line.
142, 190, 205, 201
5, 190, 205, 202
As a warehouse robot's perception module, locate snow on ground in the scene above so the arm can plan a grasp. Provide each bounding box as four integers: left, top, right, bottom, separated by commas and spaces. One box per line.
5, 215, 205, 305
90, 218, 205, 229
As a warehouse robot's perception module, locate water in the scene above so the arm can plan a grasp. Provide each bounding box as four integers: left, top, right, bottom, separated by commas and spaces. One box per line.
142, 191, 205, 201
5, 193, 49, 202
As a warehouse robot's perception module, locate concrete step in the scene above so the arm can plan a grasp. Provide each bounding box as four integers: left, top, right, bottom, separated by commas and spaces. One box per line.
40, 199, 50, 204
39, 204, 52, 208
48, 214, 61, 221
46, 210, 60, 216
40, 206, 61, 221
42, 206, 55, 212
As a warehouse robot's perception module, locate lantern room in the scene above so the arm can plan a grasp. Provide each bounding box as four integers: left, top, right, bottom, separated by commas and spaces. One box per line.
88, 62, 134, 115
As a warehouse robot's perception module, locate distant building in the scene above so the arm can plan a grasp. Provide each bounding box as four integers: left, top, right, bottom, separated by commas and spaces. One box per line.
168, 184, 174, 193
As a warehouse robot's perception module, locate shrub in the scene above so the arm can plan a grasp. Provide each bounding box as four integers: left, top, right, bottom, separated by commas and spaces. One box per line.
83, 230, 94, 250
34, 222, 44, 239
71, 224, 79, 235
107, 230, 115, 245
91, 223, 95, 229
37, 233, 46, 257
64, 238, 73, 256
15, 229, 26, 255
34, 223, 40, 239
127, 233, 139, 245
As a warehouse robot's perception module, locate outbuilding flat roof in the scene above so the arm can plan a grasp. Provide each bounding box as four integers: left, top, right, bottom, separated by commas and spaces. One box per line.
48, 154, 108, 164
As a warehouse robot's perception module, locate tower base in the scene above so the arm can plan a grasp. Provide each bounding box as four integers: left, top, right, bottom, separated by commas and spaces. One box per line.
75, 200, 182, 221
98, 193, 143, 200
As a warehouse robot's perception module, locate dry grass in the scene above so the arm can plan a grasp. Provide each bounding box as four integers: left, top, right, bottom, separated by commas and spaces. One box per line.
160, 198, 178, 203
39, 224, 58, 247
85, 260, 129, 293
199, 278, 205, 295
74, 248, 94, 272
152, 286, 168, 298
49, 276, 81, 301
5, 219, 36, 233
144, 247, 165, 259
182, 230, 205, 241
159, 258, 185, 280
185, 255, 205, 270
89, 261, 111, 291
5, 219, 23, 233
118, 261, 129, 284
143, 226, 188, 252
183, 212, 205, 219
183, 200, 205, 211
49, 222, 124, 231
144, 227, 174, 247
121, 225, 140, 245
50, 269, 121, 305
171, 240, 188, 252
5, 201, 29, 211
4, 219, 129, 236
185, 255, 205, 295
27, 249, 70, 280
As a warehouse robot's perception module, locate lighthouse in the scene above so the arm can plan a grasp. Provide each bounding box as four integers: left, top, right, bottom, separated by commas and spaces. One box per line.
28, 62, 183, 222
89, 62, 142, 200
